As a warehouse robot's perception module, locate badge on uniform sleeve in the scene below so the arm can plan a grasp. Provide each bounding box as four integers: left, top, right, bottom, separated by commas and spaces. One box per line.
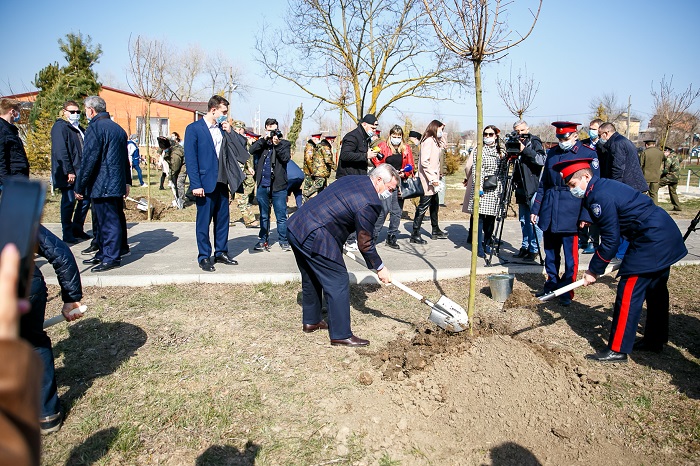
591, 203, 601, 218
591, 158, 599, 169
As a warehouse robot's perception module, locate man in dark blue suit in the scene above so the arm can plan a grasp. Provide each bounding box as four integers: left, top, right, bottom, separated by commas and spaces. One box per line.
184, 95, 239, 272
555, 158, 687, 363
74, 96, 130, 273
287, 164, 399, 347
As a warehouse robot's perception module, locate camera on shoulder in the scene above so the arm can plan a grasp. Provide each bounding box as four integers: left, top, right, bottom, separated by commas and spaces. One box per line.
505, 131, 525, 156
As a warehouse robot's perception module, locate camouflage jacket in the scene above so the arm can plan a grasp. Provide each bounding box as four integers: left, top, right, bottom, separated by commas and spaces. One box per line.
661, 154, 681, 181
304, 140, 335, 178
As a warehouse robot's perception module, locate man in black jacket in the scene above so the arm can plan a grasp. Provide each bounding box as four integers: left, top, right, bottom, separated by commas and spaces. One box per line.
336, 114, 380, 178
511, 120, 545, 260
0, 98, 29, 189
51, 101, 90, 244
21, 226, 83, 434
598, 122, 648, 192
249, 118, 291, 251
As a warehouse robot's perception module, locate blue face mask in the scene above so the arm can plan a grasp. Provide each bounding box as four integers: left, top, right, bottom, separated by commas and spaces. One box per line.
558, 139, 575, 151
379, 189, 392, 200
12, 110, 21, 122
599, 137, 607, 145
589, 129, 598, 139
570, 185, 585, 198
216, 115, 227, 125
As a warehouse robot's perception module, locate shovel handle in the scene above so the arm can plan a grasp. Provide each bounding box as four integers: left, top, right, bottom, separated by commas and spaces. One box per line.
43, 305, 87, 329
342, 249, 426, 301
538, 261, 621, 302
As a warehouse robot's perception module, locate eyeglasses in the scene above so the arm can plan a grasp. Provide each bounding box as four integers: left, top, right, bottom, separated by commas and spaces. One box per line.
483, 132, 495, 136
65, 109, 80, 114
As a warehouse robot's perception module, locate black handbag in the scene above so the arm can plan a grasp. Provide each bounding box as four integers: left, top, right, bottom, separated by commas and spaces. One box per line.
483, 174, 498, 190
400, 176, 424, 199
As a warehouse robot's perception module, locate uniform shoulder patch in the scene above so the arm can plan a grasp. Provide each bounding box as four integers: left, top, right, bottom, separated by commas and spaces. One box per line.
591, 158, 599, 169
591, 203, 601, 218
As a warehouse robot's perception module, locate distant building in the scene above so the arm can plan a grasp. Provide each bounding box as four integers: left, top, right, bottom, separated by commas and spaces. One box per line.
611, 113, 641, 141
2, 86, 208, 147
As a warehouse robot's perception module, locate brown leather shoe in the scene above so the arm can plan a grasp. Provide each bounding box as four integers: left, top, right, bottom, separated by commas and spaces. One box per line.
302, 320, 328, 333
330, 335, 369, 347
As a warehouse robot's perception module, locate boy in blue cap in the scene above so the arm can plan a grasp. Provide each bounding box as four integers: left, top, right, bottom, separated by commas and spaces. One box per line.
554, 157, 687, 363
530, 122, 599, 306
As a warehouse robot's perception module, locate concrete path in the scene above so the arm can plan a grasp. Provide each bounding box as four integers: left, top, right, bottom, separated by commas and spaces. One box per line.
39, 218, 700, 287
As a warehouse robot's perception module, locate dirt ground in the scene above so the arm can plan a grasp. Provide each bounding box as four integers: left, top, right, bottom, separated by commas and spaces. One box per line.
40, 267, 700, 465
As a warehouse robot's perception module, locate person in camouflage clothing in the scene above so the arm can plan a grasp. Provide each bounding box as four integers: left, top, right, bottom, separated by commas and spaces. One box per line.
168, 132, 186, 209
660, 146, 682, 211
232, 121, 259, 227
302, 132, 335, 202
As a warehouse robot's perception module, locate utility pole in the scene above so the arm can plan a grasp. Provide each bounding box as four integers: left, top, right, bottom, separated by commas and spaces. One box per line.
626, 95, 631, 139
253, 105, 261, 135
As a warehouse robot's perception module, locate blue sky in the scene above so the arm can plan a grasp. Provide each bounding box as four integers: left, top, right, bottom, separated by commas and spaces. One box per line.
2, 0, 699, 133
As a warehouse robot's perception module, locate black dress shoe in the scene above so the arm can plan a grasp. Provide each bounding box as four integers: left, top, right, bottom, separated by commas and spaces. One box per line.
81, 244, 99, 255
514, 247, 528, 258
73, 231, 93, 240
303, 321, 329, 333
385, 234, 400, 250
431, 231, 448, 240
91, 262, 120, 272
534, 290, 548, 298
633, 338, 664, 353
63, 236, 80, 244
199, 258, 216, 272
214, 253, 238, 265
410, 234, 427, 244
585, 349, 628, 363
526, 251, 539, 261
82, 256, 101, 265
330, 335, 370, 347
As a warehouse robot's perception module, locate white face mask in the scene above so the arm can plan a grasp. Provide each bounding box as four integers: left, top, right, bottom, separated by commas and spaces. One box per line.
437, 129, 444, 138
559, 139, 575, 151
390, 136, 402, 146
68, 113, 80, 125
379, 189, 392, 200
483, 137, 495, 146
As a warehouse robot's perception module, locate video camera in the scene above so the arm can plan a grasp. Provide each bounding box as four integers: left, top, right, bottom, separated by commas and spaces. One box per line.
267, 129, 283, 139
504, 131, 529, 157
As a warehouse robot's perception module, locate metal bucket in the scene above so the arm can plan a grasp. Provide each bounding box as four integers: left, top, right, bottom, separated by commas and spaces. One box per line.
488, 274, 514, 302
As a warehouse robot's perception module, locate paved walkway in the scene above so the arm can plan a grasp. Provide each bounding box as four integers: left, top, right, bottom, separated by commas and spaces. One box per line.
39, 218, 700, 287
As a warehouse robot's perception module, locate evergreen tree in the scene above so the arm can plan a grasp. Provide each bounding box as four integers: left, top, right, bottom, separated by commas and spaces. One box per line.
287, 104, 304, 153
26, 33, 101, 172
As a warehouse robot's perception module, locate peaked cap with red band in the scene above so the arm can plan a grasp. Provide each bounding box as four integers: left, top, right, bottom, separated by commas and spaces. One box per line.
551, 121, 580, 136
552, 157, 594, 179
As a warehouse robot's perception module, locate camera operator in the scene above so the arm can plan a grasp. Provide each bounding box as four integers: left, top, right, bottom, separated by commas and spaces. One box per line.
510, 120, 545, 261
249, 118, 291, 252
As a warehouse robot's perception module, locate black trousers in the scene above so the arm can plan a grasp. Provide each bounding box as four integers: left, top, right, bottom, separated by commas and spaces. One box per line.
412, 193, 439, 234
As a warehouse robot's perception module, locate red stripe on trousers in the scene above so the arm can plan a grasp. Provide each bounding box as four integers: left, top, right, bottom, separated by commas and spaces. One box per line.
571, 234, 579, 298
611, 275, 638, 352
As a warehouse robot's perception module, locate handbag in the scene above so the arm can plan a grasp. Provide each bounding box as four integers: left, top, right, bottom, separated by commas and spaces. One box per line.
399, 176, 424, 199
483, 174, 498, 190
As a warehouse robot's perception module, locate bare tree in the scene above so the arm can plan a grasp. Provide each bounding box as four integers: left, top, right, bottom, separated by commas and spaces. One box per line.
496, 63, 539, 120
589, 92, 626, 123
256, 0, 464, 124
422, 0, 542, 331
127, 35, 168, 220
651, 75, 700, 151
163, 44, 206, 101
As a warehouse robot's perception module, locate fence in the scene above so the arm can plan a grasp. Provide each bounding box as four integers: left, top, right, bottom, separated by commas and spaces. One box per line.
683, 168, 700, 194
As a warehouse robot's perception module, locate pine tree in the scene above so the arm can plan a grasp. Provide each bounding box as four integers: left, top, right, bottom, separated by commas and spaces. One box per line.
26, 33, 102, 172
287, 104, 304, 153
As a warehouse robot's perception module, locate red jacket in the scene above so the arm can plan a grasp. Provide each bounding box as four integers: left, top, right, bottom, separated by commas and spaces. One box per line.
371, 140, 415, 177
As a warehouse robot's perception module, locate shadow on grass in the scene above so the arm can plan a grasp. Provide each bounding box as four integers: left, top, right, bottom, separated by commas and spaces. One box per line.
350, 283, 414, 327
53, 318, 147, 414
196, 442, 260, 465
65, 427, 119, 466
488, 441, 542, 466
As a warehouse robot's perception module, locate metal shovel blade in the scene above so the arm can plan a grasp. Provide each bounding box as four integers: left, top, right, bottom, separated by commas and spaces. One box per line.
427, 295, 469, 332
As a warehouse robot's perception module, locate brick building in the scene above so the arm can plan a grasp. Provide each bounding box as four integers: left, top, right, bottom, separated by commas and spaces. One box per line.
3, 86, 207, 148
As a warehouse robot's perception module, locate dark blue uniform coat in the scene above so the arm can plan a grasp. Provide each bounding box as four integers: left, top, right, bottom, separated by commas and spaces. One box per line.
583, 176, 687, 353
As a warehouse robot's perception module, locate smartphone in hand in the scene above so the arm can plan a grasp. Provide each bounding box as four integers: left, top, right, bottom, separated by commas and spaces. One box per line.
0, 178, 46, 298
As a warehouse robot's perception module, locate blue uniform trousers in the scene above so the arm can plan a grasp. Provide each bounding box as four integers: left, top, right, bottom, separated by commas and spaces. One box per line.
289, 230, 352, 341
59, 187, 91, 239
93, 197, 124, 265
542, 231, 579, 298
195, 182, 230, 262
609, 268, 670, 353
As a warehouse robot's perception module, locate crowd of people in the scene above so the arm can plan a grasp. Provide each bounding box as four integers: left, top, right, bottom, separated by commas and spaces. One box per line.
0, 93, 693, 453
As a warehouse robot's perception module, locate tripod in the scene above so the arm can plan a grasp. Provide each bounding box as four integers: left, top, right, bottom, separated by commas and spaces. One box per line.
683, 210, 700, 241
485, 156, 544, 266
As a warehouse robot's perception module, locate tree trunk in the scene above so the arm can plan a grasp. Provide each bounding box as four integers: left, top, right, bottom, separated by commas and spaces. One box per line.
145, 102, 152, 221
467, 59, 484, 334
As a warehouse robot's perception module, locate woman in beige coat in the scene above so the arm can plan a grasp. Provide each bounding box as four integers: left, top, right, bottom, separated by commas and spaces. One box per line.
411, 120, 448, 244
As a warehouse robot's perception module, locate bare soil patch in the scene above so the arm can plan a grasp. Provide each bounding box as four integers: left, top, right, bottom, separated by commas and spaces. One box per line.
40, 267, 700, 465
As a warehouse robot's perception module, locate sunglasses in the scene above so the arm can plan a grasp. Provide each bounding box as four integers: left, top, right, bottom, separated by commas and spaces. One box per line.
65, 110, 81, 114
483, 132, 495, 136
